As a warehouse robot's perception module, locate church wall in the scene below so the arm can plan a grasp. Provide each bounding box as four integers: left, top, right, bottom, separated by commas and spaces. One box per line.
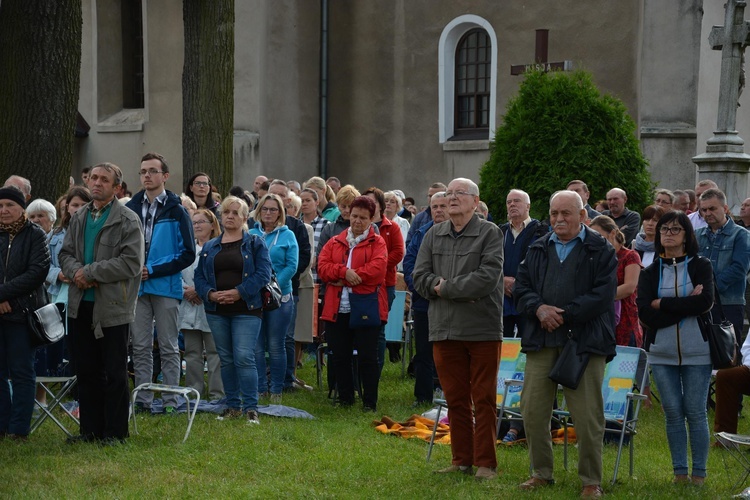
326, 1, 642, 201
639, 0, 704, 192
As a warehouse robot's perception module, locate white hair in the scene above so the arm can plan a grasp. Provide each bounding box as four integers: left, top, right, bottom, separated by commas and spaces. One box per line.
550, 190, 583, 210
450, 178, 479, 196
384, 191, 403, 210
507, 189, 531, 204
26, 198, 57, 223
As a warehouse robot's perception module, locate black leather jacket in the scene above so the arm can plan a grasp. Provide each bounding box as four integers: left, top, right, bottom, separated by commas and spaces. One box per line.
513, 225, 618, 359
0, 220, 51, 323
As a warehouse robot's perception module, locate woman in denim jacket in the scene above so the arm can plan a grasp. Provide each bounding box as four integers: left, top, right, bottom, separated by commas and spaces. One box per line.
194, 196, 272, 424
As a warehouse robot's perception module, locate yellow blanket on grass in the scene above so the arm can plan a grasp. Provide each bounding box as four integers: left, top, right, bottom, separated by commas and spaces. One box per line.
373, 415, 577, 446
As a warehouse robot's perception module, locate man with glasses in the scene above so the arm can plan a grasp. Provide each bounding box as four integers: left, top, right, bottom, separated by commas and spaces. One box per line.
695, 188, 750, 347
413, 178, 504, 481
126, 153, 195, 415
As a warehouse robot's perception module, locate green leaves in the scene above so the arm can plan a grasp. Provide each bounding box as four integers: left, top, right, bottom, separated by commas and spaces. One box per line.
480, 70, 653, 221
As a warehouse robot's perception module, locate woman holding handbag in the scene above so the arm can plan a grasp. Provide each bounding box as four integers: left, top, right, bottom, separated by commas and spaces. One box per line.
194, 196, 272, 424
636, 211, 714, 485
317, 196, 387, 411
250, 194, 298, 405
0, 186, 50, 440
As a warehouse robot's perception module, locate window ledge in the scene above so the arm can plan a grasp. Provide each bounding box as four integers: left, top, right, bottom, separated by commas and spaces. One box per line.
97, 109, 145, 133
442, 139, 490, 151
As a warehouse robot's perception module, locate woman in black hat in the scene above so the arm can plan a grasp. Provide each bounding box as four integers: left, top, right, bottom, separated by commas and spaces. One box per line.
0, 186, 50, 440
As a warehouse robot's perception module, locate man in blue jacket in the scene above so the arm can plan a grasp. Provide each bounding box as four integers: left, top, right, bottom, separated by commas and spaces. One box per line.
403, 191, 448, 405
126, 153, 195, 414
695, 188, 750, 347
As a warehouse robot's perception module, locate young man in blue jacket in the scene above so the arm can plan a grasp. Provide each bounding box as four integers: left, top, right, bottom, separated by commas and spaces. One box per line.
126, 153, 195, 414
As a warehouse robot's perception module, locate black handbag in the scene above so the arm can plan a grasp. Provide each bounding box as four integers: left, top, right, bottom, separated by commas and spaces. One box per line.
548, 335, 590, 390
25, 286, 65, 346
348, 290, 381, 328
28, 302, 65, 347
700, 281, 738, 369
261, 272, 282, 312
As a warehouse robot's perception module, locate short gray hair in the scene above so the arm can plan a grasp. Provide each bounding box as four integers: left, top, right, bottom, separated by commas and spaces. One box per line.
507, 189, 530, 204
451, 178, 479, 197
550, 190, 583, 210
27, 198, 57, 224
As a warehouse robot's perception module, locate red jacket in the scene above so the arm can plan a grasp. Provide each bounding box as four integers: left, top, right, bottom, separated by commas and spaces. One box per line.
318, 226, 388, 323
379, 216, 404, 287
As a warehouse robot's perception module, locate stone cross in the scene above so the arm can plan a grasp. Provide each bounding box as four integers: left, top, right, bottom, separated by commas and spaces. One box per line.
693, 0, 750, 213
510, 29, 572, 75
707, 0, 750, 149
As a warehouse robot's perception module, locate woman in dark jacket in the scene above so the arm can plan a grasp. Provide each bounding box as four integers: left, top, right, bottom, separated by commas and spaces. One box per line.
0, 187, 51, 440
185, 172, 221, 220
636, 211, 714, 485
317, 196, 387, 411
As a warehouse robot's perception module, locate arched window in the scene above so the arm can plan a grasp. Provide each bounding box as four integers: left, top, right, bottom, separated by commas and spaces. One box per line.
438, 15, 497, 143
454, 29, 491, 136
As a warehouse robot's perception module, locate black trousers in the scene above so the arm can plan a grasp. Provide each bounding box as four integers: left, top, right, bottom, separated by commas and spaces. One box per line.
71, 301, 130, 440
412, 309, 436, 402
326, 314, 380, 409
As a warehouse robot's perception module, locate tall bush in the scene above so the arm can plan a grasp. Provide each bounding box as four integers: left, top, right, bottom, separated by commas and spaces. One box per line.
480, 70, 653, 221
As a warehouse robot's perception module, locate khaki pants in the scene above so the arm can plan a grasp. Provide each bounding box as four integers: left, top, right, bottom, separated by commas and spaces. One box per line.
520, 347, 606, 486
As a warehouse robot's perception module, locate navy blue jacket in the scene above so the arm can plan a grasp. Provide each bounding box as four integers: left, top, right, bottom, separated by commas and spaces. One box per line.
126, 190, 195, 299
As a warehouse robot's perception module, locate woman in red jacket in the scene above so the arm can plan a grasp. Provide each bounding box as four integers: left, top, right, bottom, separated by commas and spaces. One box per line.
362, 187, 405, 369
318, 196, 388, 411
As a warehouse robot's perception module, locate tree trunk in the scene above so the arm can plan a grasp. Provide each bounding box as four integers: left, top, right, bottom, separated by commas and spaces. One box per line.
0, 1, 82, 203
183, 0, 235, 196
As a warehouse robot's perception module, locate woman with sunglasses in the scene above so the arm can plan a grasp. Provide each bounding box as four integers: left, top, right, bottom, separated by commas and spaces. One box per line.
636, 211, 714, 486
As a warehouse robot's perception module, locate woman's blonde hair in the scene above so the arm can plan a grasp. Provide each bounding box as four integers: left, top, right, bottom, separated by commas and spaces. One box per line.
220, 195, 251, 231
336, 185, 361, 206
193, 208, 221, 239
254, 193, 286, 229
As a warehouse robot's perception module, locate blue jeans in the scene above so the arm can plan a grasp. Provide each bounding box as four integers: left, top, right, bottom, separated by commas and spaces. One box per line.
0, 320, 36, 436
257, 298, 292, 394
377, 286, 396, 373
412, 309, 435, 402
207, 314, 262, 412
284, 295, 299, 388
650, 363, 712, 477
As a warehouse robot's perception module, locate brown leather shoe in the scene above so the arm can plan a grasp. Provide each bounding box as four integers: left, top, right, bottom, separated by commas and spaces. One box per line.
519, 477, 554, 490
581, 485, 604, 498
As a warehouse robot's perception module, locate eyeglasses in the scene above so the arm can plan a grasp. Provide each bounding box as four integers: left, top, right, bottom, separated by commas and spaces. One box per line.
659, 226, 684, 235
444, 190, 473, 198
192, 181, 210, 187
192, 220, 209, 226
139, 169, 163, 176
260, 207, 279, 213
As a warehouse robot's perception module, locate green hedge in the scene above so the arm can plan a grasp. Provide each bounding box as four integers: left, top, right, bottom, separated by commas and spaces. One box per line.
479, 70, 653, 221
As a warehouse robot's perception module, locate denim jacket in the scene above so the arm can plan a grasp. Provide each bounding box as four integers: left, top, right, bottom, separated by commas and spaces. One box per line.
194, 231, 272, 313
696, 217, 750, 305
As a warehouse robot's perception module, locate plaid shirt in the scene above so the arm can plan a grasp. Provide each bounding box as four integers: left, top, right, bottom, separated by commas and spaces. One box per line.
89, 199, 114, 222
303, 214, 329, 282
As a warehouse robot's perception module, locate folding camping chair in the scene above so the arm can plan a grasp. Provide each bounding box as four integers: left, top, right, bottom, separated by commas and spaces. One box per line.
130, 383, 200, 443
384, 290, 412, 378
426, 338, 524, 461
716, 432, 750, 490
557, 346, 648, 484
30, 375, 79, 437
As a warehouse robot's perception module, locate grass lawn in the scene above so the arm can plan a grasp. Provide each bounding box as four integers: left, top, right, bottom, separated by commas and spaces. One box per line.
2, 358, 748, 499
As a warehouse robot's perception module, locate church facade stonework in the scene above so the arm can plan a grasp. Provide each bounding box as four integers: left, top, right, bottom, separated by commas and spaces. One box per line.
74, 0, 748, 203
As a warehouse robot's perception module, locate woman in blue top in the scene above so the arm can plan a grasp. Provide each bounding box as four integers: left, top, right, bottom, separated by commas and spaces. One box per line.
250, 194, 299, 404
194, 196, 272, 424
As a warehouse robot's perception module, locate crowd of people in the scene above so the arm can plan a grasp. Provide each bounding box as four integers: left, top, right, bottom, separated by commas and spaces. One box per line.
2, 160, 750, 497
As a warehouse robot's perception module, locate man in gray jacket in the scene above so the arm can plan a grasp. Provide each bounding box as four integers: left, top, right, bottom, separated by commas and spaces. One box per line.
60, 163, 144, 444
413, 177, 504, 481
